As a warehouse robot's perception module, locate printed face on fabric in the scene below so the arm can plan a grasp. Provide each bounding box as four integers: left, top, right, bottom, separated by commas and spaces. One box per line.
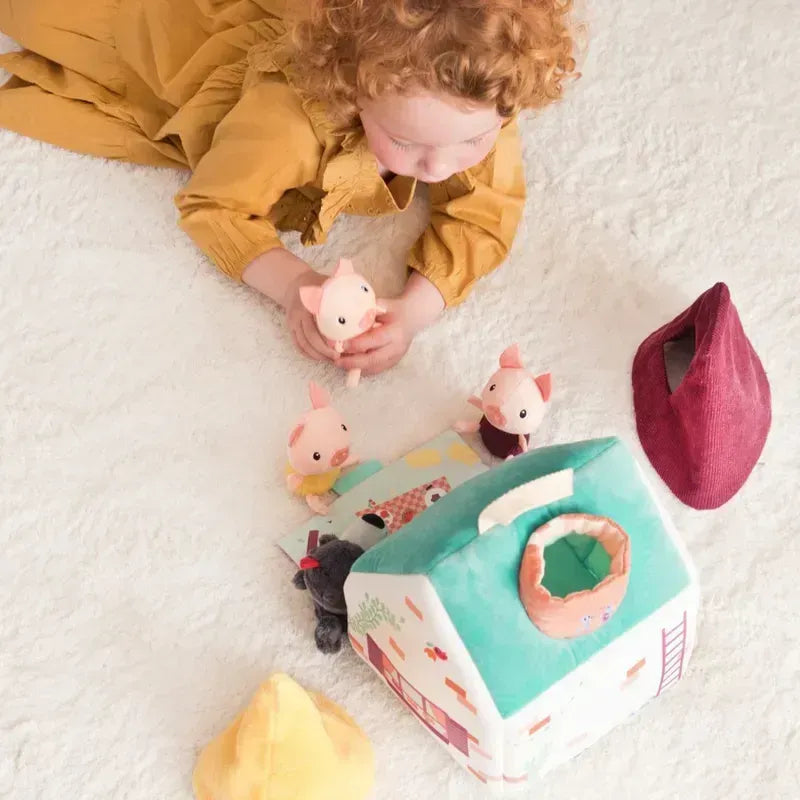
357, 477, 452, 533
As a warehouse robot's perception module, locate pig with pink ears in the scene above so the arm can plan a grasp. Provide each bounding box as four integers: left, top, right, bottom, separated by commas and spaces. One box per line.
455, 344, 552, 459
286, 382, 358, 514
300, 258, 387, 388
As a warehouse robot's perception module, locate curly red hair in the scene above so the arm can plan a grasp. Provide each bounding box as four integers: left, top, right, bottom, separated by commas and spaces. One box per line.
290, 0, 578, 134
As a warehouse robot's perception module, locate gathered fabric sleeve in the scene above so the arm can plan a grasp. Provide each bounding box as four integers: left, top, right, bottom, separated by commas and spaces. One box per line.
407, 119, 526, 306
174, 72, 323, 281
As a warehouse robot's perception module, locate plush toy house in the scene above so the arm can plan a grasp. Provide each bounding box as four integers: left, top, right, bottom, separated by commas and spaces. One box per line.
344, 437, 699, 794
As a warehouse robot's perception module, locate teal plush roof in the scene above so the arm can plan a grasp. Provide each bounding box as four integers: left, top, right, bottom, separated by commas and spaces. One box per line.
352, 438, 693, 718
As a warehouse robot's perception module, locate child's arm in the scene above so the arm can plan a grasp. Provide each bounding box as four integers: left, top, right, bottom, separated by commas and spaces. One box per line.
174, 74, 320, 284
242, 249, 336, 361
240, 248, 312, 305
174, 74, 335, 360
407, 118, 526, 306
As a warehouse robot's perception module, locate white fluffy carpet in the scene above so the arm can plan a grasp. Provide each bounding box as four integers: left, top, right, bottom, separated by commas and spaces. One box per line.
2, 2, 799, 798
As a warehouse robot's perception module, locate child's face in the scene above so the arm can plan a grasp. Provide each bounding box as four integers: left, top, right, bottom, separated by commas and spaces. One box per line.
359, 92, 503, 184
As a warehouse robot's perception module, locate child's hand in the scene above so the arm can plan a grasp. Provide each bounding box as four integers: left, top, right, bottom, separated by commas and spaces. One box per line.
241, 249, 338, 362
337, 273, 445, 376
285, 271, 339, 362
336, 299, 415, 375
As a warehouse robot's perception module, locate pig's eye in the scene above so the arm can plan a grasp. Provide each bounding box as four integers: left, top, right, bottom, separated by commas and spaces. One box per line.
338, 316, 346, 325
360, 284, 368, 293
519, 409, 527, 419
341, 424, 347, 431
489, 384, 496, 391
313, 452, 321, 461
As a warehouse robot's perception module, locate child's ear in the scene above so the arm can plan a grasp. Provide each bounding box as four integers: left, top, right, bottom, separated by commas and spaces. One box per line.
499, 344, 524, 369
535, 373, 553, 402
299, 285, 323, 315
333, 258, 355, 277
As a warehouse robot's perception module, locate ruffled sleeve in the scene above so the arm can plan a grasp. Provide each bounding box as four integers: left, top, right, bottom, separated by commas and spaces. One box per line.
407, 119, 526, 306
174, 70, 323, 281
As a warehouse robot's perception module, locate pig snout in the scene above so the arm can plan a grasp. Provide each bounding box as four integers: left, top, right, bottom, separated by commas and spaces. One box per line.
485, 404, 507, 428
358, 308, 377, 331
330, 447, 350, 467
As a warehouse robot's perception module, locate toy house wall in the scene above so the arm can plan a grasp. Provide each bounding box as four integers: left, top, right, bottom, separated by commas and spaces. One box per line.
501, 586, 699, 781
345, 572, 507, 781
345, 569, 697, 794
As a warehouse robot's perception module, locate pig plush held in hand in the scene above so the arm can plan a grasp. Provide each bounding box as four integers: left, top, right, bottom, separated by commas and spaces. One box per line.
286, 382, 358, 514
300, 258, 386, 388
455, 344, 552, 459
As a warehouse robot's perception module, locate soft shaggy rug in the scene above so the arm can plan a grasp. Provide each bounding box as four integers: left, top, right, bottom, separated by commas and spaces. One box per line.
1, 2, 798, 798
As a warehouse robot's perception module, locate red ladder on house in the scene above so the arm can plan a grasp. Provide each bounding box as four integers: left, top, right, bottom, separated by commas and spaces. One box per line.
657, 611, 687, 696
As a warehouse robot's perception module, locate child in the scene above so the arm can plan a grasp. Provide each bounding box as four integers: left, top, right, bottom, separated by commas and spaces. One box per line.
0, 0, 576, 375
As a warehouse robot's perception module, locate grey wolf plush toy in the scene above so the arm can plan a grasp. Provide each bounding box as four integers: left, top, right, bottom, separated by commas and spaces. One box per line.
292, 535, 365, 653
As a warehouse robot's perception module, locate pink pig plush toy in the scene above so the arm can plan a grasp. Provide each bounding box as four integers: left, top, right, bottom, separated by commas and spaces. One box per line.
455, 344, 552, 459
299, 259, 387, 388
287, 382, 358, 514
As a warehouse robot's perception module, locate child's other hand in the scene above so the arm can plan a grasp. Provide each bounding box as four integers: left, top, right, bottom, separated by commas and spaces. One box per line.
337, 273, 445, 376
336, 299, 415, 375
285, 270, 338, 362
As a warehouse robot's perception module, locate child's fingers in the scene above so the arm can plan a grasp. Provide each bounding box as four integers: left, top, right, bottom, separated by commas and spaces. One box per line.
361, 349, 403, 376
338, 345, 398, 375
301, 316, 337, 359
293, 327, 325, 362
336, 349, 377, 372
344, 326, 393, 354
296, 338, 323, 362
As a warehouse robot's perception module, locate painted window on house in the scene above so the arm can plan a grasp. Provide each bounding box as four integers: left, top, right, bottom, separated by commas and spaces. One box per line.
423, 698, 448, 738
383, 655, 401, 691
401, 677, 424, 715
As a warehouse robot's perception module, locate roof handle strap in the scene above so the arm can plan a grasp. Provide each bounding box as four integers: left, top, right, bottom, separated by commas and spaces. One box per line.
477, 469, 575, 535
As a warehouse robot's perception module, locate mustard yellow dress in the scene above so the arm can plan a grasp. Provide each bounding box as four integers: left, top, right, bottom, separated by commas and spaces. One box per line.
0, 0, 526, 305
